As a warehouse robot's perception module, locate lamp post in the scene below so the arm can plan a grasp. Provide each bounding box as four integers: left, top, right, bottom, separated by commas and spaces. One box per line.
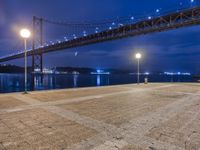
20, 28, 31, 94
135, 53, 142, 84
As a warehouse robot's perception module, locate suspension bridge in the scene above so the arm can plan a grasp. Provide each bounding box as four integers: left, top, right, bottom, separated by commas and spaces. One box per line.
0, 6, 200, 72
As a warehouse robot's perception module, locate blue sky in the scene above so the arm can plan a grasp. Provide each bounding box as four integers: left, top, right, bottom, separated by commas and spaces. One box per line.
1, 0, 200, 73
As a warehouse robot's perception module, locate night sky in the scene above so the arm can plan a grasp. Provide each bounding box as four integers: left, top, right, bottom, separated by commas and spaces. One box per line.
1, 0, 200, 73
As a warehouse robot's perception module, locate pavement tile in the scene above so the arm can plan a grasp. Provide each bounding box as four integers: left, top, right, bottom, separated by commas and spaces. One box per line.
0, 96, 27, 109
59, 91, 185, 127
147, 100, 200, 150
26, 87, 130, 102
0, 108, 97, 149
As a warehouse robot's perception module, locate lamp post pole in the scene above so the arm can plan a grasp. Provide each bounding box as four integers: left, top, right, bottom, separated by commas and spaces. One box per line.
135, 53, 142, 85
20, 28, 31, 94
137, 58, 140, 84
24, 39, 27, 93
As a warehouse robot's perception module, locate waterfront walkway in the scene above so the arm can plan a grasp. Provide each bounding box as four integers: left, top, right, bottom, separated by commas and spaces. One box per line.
0, 83, 200, 150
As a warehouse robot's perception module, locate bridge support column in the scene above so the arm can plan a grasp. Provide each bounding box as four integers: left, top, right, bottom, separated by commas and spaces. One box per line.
32, 16, 43, 73
32, 54, 43, 73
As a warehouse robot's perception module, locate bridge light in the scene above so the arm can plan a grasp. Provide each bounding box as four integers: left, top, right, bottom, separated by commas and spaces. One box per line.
95, 27, 99, 33
50, 41, 55, 45
83, 31, 87, 36
64, 37, 68, 41
20, 28, 31, 39
73, 34, 77, 39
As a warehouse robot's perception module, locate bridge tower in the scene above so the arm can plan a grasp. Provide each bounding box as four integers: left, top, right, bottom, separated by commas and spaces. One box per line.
32, 16, 43, 73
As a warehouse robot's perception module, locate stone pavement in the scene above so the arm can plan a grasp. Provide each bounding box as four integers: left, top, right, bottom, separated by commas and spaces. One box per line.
0, 83, 200, 150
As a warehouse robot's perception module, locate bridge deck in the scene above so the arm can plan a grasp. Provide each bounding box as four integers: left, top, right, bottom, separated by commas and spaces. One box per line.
0, 83, 200, 150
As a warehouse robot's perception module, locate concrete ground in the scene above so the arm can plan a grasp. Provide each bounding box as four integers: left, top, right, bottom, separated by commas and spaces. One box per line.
0, 83, 200, 150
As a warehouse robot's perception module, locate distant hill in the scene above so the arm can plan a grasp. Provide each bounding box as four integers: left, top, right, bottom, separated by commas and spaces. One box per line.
0, 64, 31, 73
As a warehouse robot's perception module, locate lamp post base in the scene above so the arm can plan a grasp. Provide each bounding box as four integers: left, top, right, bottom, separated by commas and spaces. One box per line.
23, 91, 28, 94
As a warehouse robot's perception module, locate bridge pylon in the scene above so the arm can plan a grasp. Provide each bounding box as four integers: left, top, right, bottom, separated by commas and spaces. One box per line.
32, 16, 43, 73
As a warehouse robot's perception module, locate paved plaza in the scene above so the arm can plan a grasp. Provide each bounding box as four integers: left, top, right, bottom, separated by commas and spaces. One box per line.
0, 83, 200, 150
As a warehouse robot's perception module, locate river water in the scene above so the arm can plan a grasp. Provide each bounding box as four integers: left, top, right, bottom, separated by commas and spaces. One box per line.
0, 73, 196, 93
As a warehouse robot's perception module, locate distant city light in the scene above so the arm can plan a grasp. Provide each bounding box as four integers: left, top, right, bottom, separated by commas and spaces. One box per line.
148, 16, 152, 20
73, 34, 77, 39
90, 69, 110, 75
130, 16, 134, 20
164, 72, 191, 76
97, 69, 101, 73
156, 9, 160, 13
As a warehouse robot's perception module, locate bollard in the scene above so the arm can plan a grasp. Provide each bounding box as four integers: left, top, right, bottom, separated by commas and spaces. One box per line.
144, 77, 148, 84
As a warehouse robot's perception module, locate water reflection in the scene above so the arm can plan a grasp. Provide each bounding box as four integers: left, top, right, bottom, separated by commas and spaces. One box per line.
97, 75, 101, 86
73, 74, 79, 87
0, 73, 195, 93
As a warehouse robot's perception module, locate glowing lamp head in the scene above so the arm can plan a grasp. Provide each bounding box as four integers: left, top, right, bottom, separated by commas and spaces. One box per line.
20, 29, 31, 39
135, 53, 142, 59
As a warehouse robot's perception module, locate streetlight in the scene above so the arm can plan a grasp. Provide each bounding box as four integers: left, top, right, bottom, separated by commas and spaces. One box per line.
135, 53, 142, 84
20, 28, 31, 94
